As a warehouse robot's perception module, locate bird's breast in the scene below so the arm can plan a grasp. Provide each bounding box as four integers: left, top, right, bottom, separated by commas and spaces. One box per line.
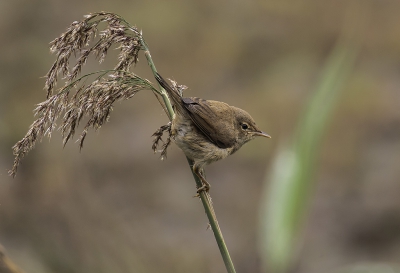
171, 116, 234, 166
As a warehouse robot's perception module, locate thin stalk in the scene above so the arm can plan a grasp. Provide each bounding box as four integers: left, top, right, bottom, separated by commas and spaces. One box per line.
141, 37, 236, 273
186, 157, 237, 273
141, 37, 174, 120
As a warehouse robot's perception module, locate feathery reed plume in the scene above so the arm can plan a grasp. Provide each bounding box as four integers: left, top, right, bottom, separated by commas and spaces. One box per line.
152, 122, 172, 160
9, 12, 160, 177
45, 12, 142, 98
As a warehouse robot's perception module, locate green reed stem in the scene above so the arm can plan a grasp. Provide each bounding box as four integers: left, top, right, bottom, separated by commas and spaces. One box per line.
141, 37, 236, 273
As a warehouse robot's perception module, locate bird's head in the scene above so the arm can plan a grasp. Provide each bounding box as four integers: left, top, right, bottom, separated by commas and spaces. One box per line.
232, 106, 271, 147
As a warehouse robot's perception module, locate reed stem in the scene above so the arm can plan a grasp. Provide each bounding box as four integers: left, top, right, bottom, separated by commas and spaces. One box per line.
141, 37, 236, 273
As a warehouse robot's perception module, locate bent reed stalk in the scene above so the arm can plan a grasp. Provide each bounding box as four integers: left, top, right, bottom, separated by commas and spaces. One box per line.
10, 12, 236, 273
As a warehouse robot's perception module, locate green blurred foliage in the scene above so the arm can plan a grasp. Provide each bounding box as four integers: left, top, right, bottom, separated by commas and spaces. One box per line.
0, 1, 400, 273
260, 16, 360, 272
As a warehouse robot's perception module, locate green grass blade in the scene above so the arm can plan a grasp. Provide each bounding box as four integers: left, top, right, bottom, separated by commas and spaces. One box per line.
259, 41, 358, 273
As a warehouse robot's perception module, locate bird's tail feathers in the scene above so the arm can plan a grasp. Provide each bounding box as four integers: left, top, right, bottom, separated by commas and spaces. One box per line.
155, 73, 182, 106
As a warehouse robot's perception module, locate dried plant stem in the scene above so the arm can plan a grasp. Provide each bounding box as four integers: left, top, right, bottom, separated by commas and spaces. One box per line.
142, 38, 236, 273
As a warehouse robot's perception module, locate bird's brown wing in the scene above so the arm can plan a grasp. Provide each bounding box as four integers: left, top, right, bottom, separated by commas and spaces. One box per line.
182, 97, 236, 149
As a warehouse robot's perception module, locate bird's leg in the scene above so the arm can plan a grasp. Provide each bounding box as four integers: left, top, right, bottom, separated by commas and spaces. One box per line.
151, 122, 172, 159
193, 165, 210, 193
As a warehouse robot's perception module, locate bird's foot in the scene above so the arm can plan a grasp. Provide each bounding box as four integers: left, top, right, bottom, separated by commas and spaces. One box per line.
196, 180, 210, 193
192, 165, 211, 196
193, 182, 210, 198
196, 185, 210, 193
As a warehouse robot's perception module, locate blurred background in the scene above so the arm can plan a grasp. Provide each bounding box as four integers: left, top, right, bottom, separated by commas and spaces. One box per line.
1, 0, 400, 273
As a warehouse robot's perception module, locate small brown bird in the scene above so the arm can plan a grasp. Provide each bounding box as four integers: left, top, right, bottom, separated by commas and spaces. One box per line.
155, 73, 270, 192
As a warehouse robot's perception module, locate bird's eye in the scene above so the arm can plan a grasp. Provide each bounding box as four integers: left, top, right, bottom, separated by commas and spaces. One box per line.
241, 123, 249, 130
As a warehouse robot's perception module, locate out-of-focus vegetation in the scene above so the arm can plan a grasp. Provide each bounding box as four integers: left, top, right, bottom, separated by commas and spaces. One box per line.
259, 3, 365, 272
0, 244, 24, 273
1, 1, 400, 273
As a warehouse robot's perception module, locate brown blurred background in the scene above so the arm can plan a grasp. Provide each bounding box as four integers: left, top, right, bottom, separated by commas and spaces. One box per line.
1, 1, 400, 273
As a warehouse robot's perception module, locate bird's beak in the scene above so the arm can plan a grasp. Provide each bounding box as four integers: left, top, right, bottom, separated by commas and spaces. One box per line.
253, 131, 271, 138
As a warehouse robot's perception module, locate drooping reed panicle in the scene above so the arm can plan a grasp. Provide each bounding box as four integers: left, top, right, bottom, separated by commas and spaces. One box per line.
9, 12, 162, 177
